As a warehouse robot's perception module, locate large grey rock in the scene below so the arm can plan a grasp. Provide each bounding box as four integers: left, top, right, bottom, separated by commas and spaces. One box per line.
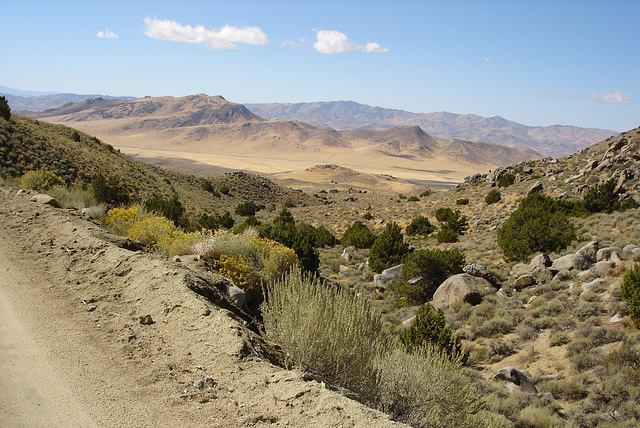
553, 269, 572, 282
514, 274, 537, 290
228, 284, 246, 308
622, 244, 638, 256
512, 263, 533, 279
492, 367, 538, 394
530, 253, 552, 269
30, 193, 61, 208
373, 264, 403, 291
576, 241, 599, 264
552, 252, 592, 272
596, 247, 623, 262
527, 181, 543, 196
463, 263, 495, 285
593, 261, 615, 277
340, 246, 357, 262
432, 274, 497, 310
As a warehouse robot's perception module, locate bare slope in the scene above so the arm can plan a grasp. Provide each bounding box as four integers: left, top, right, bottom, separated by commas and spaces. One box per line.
246, 101, 617, 157
30, 94, 541, 189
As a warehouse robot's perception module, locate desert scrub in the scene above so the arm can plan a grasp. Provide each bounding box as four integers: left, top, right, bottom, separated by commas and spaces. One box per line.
19, 169, 64, 191
263, 267, 494, 427
622, 263, 640, 328
47, 184, 101, 209
193, 230, 297, 302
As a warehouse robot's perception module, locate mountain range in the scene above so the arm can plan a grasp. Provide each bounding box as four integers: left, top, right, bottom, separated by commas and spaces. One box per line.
23, 94, 540, 188
246, 101, 617, 158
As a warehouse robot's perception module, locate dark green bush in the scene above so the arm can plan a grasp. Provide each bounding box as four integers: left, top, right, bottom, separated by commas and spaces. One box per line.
219, 185, 230, 195
219, 211, 234, 229
92, 173, 130, 206
434, 207, 468, 243
399, 304, 465, 362
0, 95, 11, 121
369, 222, 409, 273
407, 196, 420, 202
622, 264, 640, 328
405, 215, 436, 237
71, 130, 81, 142
436, 227, 461, 243
341, 220, 376, 249
235, 201, 264, 217
497, 173, 515, 188
582, 178, 639, 214
201, 179, 214, 192
362, 211, 373, 220
497, 193, 576, 261
485, 189, 501, 204
144, 194, 185, 226
456, 198, 469, 205
395, 248, 465, 304
198, 212, 218, 230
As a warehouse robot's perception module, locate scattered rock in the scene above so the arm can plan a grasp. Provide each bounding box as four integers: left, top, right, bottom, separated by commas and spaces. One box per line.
514, 275, 536, 290
492, 367, 538, 393
609, 314, 625, 323
340, 247, 356, 262
526, 181, 543, 195
228, 284, 246, 308
357, 259, 369, 271
339, 265, 349, 273
30, 193, 61, 208
16, 189, 31, 195
373, 264, 403, 291
593, 261, 615, 277
139, 314, 154, 325
432, 274, 497, 310
596, 247, 622, 262
463, 263, 495, 285
194, 377, 216, 390
553, 270, 572, 282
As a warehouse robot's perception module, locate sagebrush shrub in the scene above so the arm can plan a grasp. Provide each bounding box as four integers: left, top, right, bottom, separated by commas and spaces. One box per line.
19, 169, 64, 191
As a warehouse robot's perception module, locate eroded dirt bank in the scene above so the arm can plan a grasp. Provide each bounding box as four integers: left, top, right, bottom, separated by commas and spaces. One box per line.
0, 187, 403, 427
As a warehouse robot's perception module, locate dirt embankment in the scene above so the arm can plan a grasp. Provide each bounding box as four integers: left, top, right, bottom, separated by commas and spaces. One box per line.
0, 187, 403, 427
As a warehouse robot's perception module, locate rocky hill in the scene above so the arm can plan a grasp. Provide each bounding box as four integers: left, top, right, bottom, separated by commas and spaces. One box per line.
246, 101, 618, 157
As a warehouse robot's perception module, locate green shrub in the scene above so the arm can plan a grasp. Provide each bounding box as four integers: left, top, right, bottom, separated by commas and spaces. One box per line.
235, 201, 264, 217
362, 211, 373, 220
419, 189, 431, 198
456, 198, 469, 205
219, 211, 234, 229
434, 207, 468, 243
622, 264, 640, 328
219, 185, 230, 195
92, 173, 130, 206
407, 195, 420, 202
583, 178, 639, 214
0, 95, 10, 121
19, 169, 64, 191
71, 130, 81, 142
144, 194, 185, 227
485, 188, 501, 204
405, 215, 436, 237
399, 304, 465, 361
369, 222, 409, 273
198, 212, 219, 230
497, 173, 515, 188
436, 227, 461, 243
396, 248, 465, 304
341, 220, 376, 248
516, 405, 565, 427
201, 179, 214, 192
497, 193, 576, 261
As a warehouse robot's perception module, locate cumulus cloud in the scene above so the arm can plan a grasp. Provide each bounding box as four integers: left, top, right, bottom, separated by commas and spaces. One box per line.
143, 18, 268, 50
281, 37, 306, 48
586, 90, 632, 104
97, 29, 119, 39
313, 30, 388, 54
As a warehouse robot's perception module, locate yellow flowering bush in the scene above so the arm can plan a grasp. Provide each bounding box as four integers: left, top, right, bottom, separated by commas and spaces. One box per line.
104, 206, 151, 236
19, 170, 64, 191
192, 230, 298, 295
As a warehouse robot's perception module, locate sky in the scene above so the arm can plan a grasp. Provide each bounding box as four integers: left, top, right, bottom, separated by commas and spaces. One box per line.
1, 0, 638, 131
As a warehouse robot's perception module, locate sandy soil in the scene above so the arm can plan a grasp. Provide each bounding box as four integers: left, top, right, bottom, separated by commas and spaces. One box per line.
0, 187, 404, 427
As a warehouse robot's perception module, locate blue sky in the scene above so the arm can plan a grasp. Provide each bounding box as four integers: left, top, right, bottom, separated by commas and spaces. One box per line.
1, 0, 638, 131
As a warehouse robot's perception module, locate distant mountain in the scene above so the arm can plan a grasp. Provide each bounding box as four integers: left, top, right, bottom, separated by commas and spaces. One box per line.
28, 94, 541, 188
1, 86, 137, 111
245, 101, 618, 158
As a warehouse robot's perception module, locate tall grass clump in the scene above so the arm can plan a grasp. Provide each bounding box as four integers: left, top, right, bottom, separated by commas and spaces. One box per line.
47, 184, 102, 210
263, 267, 493, 427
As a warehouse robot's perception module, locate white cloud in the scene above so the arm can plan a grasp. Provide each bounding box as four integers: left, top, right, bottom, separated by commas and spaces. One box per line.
313, 30, 388, 54
483, 56, 491, 62
533, 92, 580, 101
143, 18, 268, 50
97, 29, 118, 39
586, 90, 632, 104
281, 37, 306, 48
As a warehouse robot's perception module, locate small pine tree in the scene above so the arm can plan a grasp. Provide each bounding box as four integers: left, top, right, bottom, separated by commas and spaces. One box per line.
398, 248, 465, 304
219, 211, 234, 229
369, 222, 409, 273
92, 174, 130, 206
399, 304, 466, 362
341, 220, 376, 249
0, 95, 11, 121
621, 264, 640, 328
485, 188, 501, 204
406, 215, 436, 237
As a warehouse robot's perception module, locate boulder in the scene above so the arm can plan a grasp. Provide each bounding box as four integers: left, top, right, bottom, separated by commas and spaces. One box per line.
228, 284, 246, 308
357, 259, 369, 271
530, 253, 552, 269
526, 181, 543, 196
553, 270, 572, 282
373, 264, 403, 291
622, 244, 638, 256
492, 367, 538, 394
593, 261, 615, 277
596, 247, 623, 262
512, 263, 533, 279
581, 278, 605, 293
514, 274, 537, 290
30, 193, 61, 208
432, 274, 497, 310
552, 253, 592, 272
340, 246, 357, 262
463, 263, 495, 285
576, 241, 599, 264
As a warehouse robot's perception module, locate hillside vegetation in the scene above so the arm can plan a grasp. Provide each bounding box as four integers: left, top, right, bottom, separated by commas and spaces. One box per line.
2, 106, 640, 426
